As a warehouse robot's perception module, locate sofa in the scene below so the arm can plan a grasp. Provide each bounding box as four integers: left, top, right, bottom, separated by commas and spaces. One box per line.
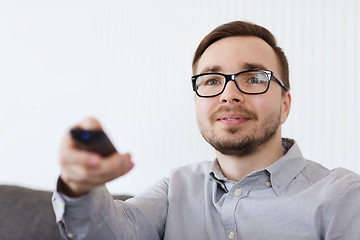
0, 185, 131, 240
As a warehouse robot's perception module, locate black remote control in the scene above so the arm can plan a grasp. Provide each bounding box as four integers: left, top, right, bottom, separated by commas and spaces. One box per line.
70, 128, 117, 157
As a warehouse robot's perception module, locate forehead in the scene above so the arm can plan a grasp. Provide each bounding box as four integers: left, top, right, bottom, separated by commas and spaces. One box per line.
195, 36, 280, 75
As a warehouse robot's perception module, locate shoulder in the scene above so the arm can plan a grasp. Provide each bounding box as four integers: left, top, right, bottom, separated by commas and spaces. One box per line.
321, 168, 360, 234
300, 160, 331, 183
329, 167, 360, 180
173, 161, 212, 172
167, 161, 213, 187
302, 160, 360, 185
311, 165, 360, 200
299, 161, 360, 200
136, 161, 213, 195
327, 168, 360, 193
170, 161, 212, 177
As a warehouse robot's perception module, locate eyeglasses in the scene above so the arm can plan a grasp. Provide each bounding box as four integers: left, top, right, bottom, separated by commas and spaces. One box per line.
191, 70, 287, 98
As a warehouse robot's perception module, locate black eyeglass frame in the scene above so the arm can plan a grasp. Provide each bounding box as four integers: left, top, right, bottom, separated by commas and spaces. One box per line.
191, 69, 288, 98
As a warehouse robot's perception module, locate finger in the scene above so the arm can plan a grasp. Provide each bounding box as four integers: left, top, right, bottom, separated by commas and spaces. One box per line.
60, 143, 102, 168
59, 117, 129, 196
61, 159, 97, 182
61, 152, 133, 185
75, 117, 103, 131
59, 153, 134, 197
60, 157, 104, 196
90, 153, 134, 183
59, 140, 103, 189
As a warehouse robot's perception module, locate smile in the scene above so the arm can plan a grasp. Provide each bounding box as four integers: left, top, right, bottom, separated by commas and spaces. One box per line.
223, 118, 239, 120
217, 114, 250, 126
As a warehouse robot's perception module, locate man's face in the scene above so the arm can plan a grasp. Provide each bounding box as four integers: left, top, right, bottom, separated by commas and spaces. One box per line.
194, 36, 291, 156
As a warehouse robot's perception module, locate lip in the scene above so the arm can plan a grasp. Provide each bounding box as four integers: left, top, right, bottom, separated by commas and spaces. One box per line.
217, 114, 250, 126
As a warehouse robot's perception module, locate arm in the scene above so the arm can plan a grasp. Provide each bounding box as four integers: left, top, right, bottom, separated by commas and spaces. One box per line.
52, 118, 166, 239
52, 183, 167, 240
323, 173, 360, 239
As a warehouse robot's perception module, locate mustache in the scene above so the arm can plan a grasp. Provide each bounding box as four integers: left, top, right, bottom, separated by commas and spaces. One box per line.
210, 105, 259, 121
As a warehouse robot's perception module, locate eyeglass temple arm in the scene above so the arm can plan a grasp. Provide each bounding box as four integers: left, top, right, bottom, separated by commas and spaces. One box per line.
272, 73, 288, 91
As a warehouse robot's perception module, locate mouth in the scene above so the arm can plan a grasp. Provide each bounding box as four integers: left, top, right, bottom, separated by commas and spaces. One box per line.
217, 114, 250, 125
209, 105, 258, 126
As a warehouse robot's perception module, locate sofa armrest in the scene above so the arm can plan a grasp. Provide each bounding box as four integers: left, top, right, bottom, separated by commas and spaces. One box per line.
0, 185, 132, 240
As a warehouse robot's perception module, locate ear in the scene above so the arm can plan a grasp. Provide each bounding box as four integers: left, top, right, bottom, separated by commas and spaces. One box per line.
280, 92, 291, 124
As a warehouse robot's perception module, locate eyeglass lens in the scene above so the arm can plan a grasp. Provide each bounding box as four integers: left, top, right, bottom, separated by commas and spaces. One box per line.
195, 71, 269, 96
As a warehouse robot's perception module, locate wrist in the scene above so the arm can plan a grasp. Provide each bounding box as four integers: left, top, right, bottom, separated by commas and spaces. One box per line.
57, 177, 89, 198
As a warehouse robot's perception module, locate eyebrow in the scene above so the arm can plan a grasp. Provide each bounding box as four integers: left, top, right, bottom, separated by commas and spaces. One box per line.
199, 62, 269, 74
199, 65, 223, 74
241, 62, 269, 71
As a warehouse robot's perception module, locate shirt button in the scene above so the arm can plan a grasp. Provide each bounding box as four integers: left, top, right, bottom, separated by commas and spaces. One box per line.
234, 188, 242, 196
265, 181, 272, 187
67, 233, 74, 238
228, 231, 235, 239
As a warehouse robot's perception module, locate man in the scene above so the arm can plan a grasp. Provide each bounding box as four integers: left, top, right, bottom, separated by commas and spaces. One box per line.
52, 21, 360, 239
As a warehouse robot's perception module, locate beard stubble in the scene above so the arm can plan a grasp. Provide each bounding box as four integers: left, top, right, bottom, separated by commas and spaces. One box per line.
200, 105, 281, 157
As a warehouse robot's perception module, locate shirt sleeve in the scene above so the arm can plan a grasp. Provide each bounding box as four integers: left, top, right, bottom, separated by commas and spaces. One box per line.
323, 172, 360, 239
52, 179, 169, 240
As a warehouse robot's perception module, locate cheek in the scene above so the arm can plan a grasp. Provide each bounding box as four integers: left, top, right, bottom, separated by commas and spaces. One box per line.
195, 98, 216, 122
246, 94, 264, 108
195, 99, 206, 120
248, 94, 281, 118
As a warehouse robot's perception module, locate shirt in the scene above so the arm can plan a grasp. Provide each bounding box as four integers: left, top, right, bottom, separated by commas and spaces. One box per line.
52, 138, 360, 240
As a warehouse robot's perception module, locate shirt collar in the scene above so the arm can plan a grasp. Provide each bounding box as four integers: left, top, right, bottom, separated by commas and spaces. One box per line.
209, 159, 229, 191
266, 138, 306, 195
210, 159, 226, 181
209, 138, 306, 196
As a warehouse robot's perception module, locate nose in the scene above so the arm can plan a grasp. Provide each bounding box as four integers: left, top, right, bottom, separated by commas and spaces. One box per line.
219, 80, 245, 104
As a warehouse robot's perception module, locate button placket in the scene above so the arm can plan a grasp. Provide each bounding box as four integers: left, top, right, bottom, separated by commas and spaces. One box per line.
234, 188, 242, 197
219, 187, 241, 240
228, 231, 235, 239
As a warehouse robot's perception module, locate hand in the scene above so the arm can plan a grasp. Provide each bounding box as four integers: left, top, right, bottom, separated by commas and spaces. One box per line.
59, 118, 134, 197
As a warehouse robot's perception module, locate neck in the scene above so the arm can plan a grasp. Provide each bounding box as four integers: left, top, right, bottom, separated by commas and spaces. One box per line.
216, 133, 284, 182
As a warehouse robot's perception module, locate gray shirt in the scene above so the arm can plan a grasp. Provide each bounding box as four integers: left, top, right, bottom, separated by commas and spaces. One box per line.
52, 138, 360, 240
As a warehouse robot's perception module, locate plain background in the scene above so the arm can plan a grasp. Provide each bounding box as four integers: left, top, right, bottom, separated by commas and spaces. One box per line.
0, 0, 359, 195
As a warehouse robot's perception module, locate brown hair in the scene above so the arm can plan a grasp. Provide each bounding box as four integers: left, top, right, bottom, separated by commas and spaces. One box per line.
192, 21, 290, 91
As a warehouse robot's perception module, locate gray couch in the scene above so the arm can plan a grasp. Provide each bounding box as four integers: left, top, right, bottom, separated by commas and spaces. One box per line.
0, 185, 131, 240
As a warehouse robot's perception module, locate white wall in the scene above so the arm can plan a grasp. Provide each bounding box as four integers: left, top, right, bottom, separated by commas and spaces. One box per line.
0, 0, 359, 195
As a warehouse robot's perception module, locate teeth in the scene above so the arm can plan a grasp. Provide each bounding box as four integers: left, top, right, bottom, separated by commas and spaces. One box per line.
225, 118, 238, 120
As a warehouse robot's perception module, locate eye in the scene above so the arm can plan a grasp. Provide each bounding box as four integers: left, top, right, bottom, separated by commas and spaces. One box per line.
249, 76, 261, 84
197, 75, 224, 87
205, 78, 221, 85
247, 73, 267, 84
